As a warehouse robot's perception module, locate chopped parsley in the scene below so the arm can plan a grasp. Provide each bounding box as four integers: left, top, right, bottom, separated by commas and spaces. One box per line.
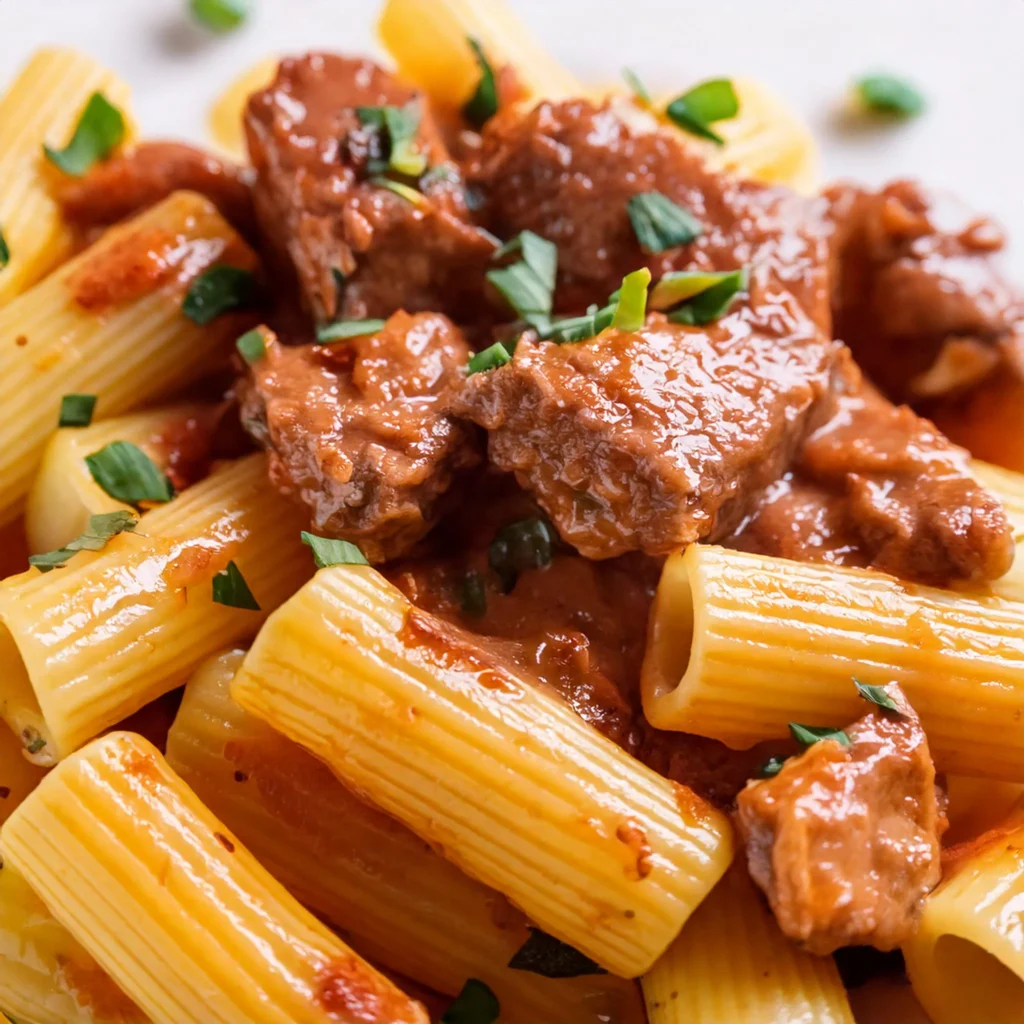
489, 517, 556, 593
789, 723, 851, 749
301, 532, 368, 569
463, 38, 498, 129
855, 74, 925, 118
317, 319, 386, 342
357, 102, 427, 177
236, 328, 266, 364
43, 92, 126, 176
854, 679, 904, 714
467, 341, 512, 376
85, 441, 173, 505
182, 266, 256, 324
212, 560, 260, 610
508, 928, 607, 978
759, 755, 787, 778
0, 227, 8, 269
58, 394, 96, 428
665, 78, 739, 145
442, 979, 499, 1024
622, 67, 652, 105
189, 0, 250, 32
627, 192, 703, 253
29, 510, 138, 572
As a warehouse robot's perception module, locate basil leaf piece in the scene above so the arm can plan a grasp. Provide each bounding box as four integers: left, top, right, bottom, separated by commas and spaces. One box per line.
611, 267, 651, 331
43, 92, 126, 177
29, 510, 138, 572
854, 679, 904, 714
489, 517, 556, 594
622, 67, 652, 105
664, 269, 748, 326
627, 191, 703, 253
58, 393, 96, 428
301, 532, 368, 569
0, 227, 9, 269
236, 328, 266, 365
316, 319, 386, 342
789, 723, 852, 748
855, 74, 925, 118
189, 0, 250, 32
759, 755, 787, 778
182, 266, 256, 325
666, 78, 739, 145
85, 441, 174, 504
457, 570, 487, 617
467, 342, 511, 376
212, 560, 261, 610
463, 37, 498, 130
508, 928, 607, 979
442, 978, 499, 1024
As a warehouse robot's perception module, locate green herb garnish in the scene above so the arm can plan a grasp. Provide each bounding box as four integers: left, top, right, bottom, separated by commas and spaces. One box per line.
182, 266, 255, 325
58, 394, 96, 428
467, 341, 512, 375
0, 228, 9, 269
236, 328, 266, 365
854, 679, 903, 714
458, 570, 487, 617
85, 441, 173, 504
23, 731, 46, 755
611, 267, 650, 331
463, 38, 498, 129
442, 979, 499, 1024
658, 269, 748, 325
369, 176, 423, 205
189, 0, 250, 32
789, 723, 851, 748
855, 74, 925, 118
665, 78, 739, 145
487, 230, 557, 331
627, 191, 703, 253
489, 517, 556, 593
508, 928, 607, 978
316, 319, 386, 342
357, 103, 427, 177
759, 755, 787, 778
212, 560, 260, 610
622, 67, 651, 105
43, 92, 126, 177
301, 532, 368, 569
29, 510, 138, 572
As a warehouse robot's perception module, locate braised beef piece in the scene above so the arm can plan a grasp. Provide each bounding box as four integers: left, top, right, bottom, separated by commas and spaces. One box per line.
827, 179, 1023, 403
58, 142, 257, 240
245, 54, 496, 323
467, 98, 831, 326
239, 311, 481, 562
735, 684, 946, 954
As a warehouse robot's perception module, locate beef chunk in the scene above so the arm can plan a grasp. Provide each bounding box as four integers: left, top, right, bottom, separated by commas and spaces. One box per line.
239, 311, 480, 562
58, 142, 257, 240
453, 313, 835, 560
467, 98, 831, 328
735, 684, 946, 954
827, 180, 1023, 402
245, 53, 495, 322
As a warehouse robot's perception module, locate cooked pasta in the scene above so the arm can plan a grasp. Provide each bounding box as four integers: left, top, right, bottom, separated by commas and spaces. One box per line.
231, 565, 734, 978
0, 48, 133, 306
0, 454, 309, 764
207, 58, 281, 162
642, 544, 1024, 780
971, 459, 1024, 602
0, 725, 47, 830
0, 192, 256, 529
642, 864, 854, 1024
1, 731, 428, 1024
167, 649, 646, 1024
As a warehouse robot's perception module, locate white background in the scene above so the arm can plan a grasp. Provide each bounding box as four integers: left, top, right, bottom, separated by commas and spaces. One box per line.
0, 0, 1021, 277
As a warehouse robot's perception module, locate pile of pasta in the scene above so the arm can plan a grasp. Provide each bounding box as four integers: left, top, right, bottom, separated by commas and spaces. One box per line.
0, 2, 1021, 1023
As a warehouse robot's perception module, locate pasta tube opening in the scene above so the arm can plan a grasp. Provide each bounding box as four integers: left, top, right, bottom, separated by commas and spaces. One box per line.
930, 935, 1024, 1021
642, 548, 700, 711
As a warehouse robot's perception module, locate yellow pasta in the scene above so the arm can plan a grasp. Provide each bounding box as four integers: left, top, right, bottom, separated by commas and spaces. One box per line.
642, 864, 854, 1024
847, 976, 933, 1024
971, 459, 1024, 602
903, 807, 1024, 1024
944, 774, 1024, 845
641, 544, 1024, 781
25, 403, 212, 555
0, 725, 47, 830
0, 48, 133, 306
2, 732, 428, 1024
0, 190, 256, 529
231, 565, 733, 978
0, 454, 310, 764
0, 847, 147, 1024
207, 57, 280, 163
167, 650, 646, 1024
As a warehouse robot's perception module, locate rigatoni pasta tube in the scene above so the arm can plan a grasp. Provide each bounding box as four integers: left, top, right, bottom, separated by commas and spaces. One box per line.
2, 732, 428, 1024
0, 454, 310, 764
0, 48, 133, 306
0, 190, 256, 528
903, 804, 1024, 1024
0, 847, 148, 1024
642, 864, 853, 1024
971, 459, 1024, 603
0, 724, 47, 829
168, 650, 646, 1024
25, 403, 213, 555
642, 544, 1024, 780
231, 565, 734, 978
